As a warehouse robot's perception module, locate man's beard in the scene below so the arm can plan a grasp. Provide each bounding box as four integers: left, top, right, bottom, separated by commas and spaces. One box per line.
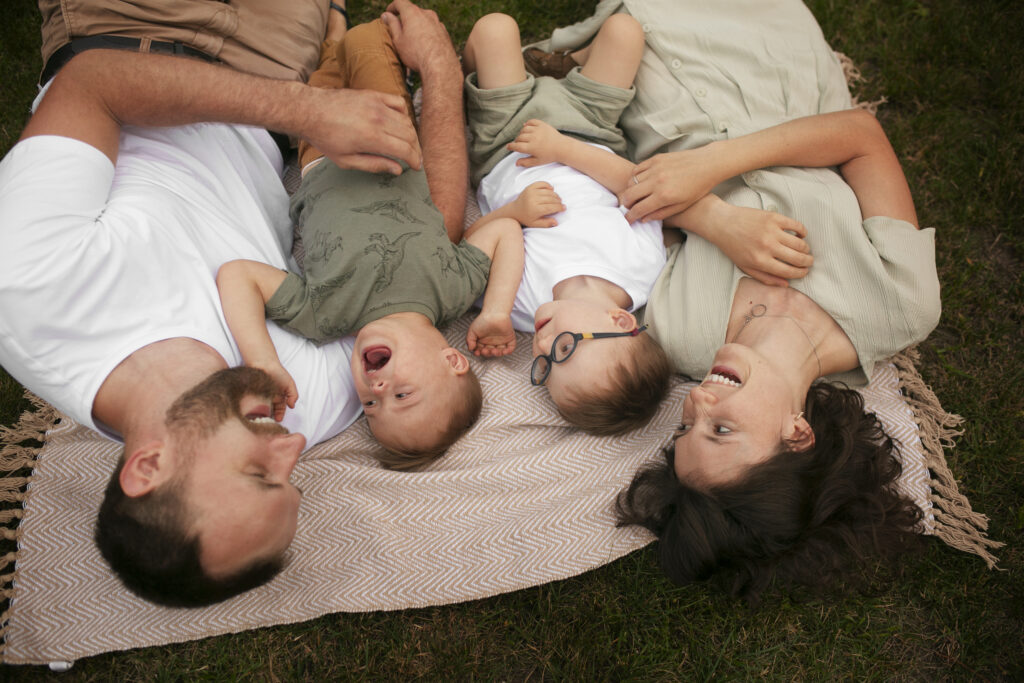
165, 366, 288, 444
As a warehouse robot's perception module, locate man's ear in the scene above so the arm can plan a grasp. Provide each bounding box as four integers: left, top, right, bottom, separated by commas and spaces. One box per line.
442, 347, 470, 375
610, 309, 637, 331
785, 414, 816, 453
119, 441, 167, 497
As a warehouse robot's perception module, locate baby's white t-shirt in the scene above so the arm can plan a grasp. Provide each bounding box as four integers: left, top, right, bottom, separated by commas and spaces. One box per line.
477, 147, 666, 332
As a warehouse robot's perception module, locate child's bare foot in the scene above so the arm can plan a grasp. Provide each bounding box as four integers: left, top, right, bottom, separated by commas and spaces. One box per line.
326, 1, 349, 42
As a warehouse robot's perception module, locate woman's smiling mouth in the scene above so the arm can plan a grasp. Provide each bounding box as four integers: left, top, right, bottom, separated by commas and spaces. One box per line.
706, 366, 742, 387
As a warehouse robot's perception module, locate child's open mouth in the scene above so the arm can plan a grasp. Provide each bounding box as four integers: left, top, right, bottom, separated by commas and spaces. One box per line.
362, 345, 391, 372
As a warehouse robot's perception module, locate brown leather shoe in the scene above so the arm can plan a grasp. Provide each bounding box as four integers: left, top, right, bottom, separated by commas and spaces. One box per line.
523, 47, 579, 79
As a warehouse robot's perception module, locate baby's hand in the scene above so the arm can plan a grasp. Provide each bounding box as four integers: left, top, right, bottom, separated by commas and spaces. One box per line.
511, 181, 564, 228
507, 119, 564, 167
467, 312, 517, 357
715, 205, 813, 287
251, 361, 299, 421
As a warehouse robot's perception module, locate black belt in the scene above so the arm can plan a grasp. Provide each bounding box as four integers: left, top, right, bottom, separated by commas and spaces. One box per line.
40, 35, 217, 85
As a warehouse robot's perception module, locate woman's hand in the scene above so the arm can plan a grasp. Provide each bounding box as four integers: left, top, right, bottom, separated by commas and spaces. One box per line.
710, 204, 813, 287
620, 147, 718, 223
508, 119, 566, 167
510, 181, 565, 228
467, 312, 517, 357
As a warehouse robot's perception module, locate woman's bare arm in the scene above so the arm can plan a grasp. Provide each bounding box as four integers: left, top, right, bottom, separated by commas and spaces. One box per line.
621, 109, 918, 227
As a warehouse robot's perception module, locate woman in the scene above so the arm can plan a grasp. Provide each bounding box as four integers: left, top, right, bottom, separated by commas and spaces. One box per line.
534, 0, 941, 598
620, 108, 939, 599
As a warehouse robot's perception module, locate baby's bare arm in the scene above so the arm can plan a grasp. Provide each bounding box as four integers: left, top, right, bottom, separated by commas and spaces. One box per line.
508, 119, 636, 196
216, 260, 297, 417
465, 218, 524, 356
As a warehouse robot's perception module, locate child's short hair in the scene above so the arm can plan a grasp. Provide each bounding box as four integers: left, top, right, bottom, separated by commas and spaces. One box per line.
557, 333, 672, 436
374, 367, 483, 471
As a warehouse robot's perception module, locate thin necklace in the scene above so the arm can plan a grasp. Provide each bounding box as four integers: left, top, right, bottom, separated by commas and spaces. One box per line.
739, 303, 824, 378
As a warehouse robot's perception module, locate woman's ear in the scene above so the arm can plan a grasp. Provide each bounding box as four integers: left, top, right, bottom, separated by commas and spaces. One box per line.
119, 441, 166, 497
610, 309, 637, 331
785, 412, 816, 452
442, 347, 470, 375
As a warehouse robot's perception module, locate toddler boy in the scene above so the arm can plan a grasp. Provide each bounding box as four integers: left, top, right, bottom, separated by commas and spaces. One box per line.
460, 12, 672, 435
218, 12, 524, 468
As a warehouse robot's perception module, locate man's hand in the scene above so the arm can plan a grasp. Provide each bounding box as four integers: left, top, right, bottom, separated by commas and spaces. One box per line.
23, 50, 424, 174
510, 181, 565, 228
507, 119, 566, 167
381, 0, 459, 76
301, 87, 421, 175
467, 312, 518, 357
620, 147, 718, 223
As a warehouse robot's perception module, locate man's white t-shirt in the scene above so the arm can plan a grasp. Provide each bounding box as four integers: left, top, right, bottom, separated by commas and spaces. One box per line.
0, 123, 360, 446
477, 147, 666, 332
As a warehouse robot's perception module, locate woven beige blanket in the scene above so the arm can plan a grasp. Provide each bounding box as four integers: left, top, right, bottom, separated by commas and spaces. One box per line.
0, 316, 1000, 664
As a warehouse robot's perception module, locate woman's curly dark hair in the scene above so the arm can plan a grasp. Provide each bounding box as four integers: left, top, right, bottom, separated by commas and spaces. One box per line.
616, 382, 923, 601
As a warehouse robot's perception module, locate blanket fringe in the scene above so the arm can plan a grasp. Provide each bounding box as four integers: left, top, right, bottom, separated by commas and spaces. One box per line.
890, 348, 1004, 568
837, 54, 999, 566
0, 391, 61, 663
836, 51, 888, 114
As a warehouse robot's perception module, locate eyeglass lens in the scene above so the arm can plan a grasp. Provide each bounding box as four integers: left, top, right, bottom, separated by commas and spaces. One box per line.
550, 331, 577, 362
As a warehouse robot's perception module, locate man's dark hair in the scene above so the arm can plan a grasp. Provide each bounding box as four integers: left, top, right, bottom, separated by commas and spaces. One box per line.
616, 382, 923, 602
95, 452, 283, 607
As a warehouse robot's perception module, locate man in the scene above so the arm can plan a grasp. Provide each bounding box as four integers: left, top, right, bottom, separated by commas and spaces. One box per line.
0, 0, 466, 606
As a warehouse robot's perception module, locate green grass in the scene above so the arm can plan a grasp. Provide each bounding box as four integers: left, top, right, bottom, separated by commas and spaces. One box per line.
2, 0, 1022, 678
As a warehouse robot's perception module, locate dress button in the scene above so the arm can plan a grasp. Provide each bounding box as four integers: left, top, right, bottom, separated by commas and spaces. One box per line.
718, 121, 729, 132
766, 203, 778, 212
695, 87, 707, 97
642, 23, 652, 32
671, 59, 682, 69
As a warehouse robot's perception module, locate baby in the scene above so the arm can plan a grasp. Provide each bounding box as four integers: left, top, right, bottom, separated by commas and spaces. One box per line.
217, 14, 523, 469
460, 12, 672, 435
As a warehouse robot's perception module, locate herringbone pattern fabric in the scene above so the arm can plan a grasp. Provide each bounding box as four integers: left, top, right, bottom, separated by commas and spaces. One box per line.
2, 310, 932, 664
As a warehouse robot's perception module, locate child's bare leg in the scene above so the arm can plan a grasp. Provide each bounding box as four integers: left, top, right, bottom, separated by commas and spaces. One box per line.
578, 14, 644, 88
569, 44, 592, 67
463, 13, 528, 89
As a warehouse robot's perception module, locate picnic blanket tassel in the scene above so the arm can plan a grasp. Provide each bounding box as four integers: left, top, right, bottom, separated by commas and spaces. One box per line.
0, 391, 61, 664
836, 51, 887, 114
890, 348, 1004, 568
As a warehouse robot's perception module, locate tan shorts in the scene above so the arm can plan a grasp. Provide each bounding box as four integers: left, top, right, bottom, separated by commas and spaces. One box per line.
299, 19, 415, 169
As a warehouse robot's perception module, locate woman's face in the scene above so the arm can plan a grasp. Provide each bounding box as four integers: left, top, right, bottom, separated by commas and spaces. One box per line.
672, 343, 806, 486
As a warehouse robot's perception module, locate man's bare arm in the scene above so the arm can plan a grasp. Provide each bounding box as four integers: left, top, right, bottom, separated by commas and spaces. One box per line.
382, 0, 468, 242
21, 49, 421, 173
